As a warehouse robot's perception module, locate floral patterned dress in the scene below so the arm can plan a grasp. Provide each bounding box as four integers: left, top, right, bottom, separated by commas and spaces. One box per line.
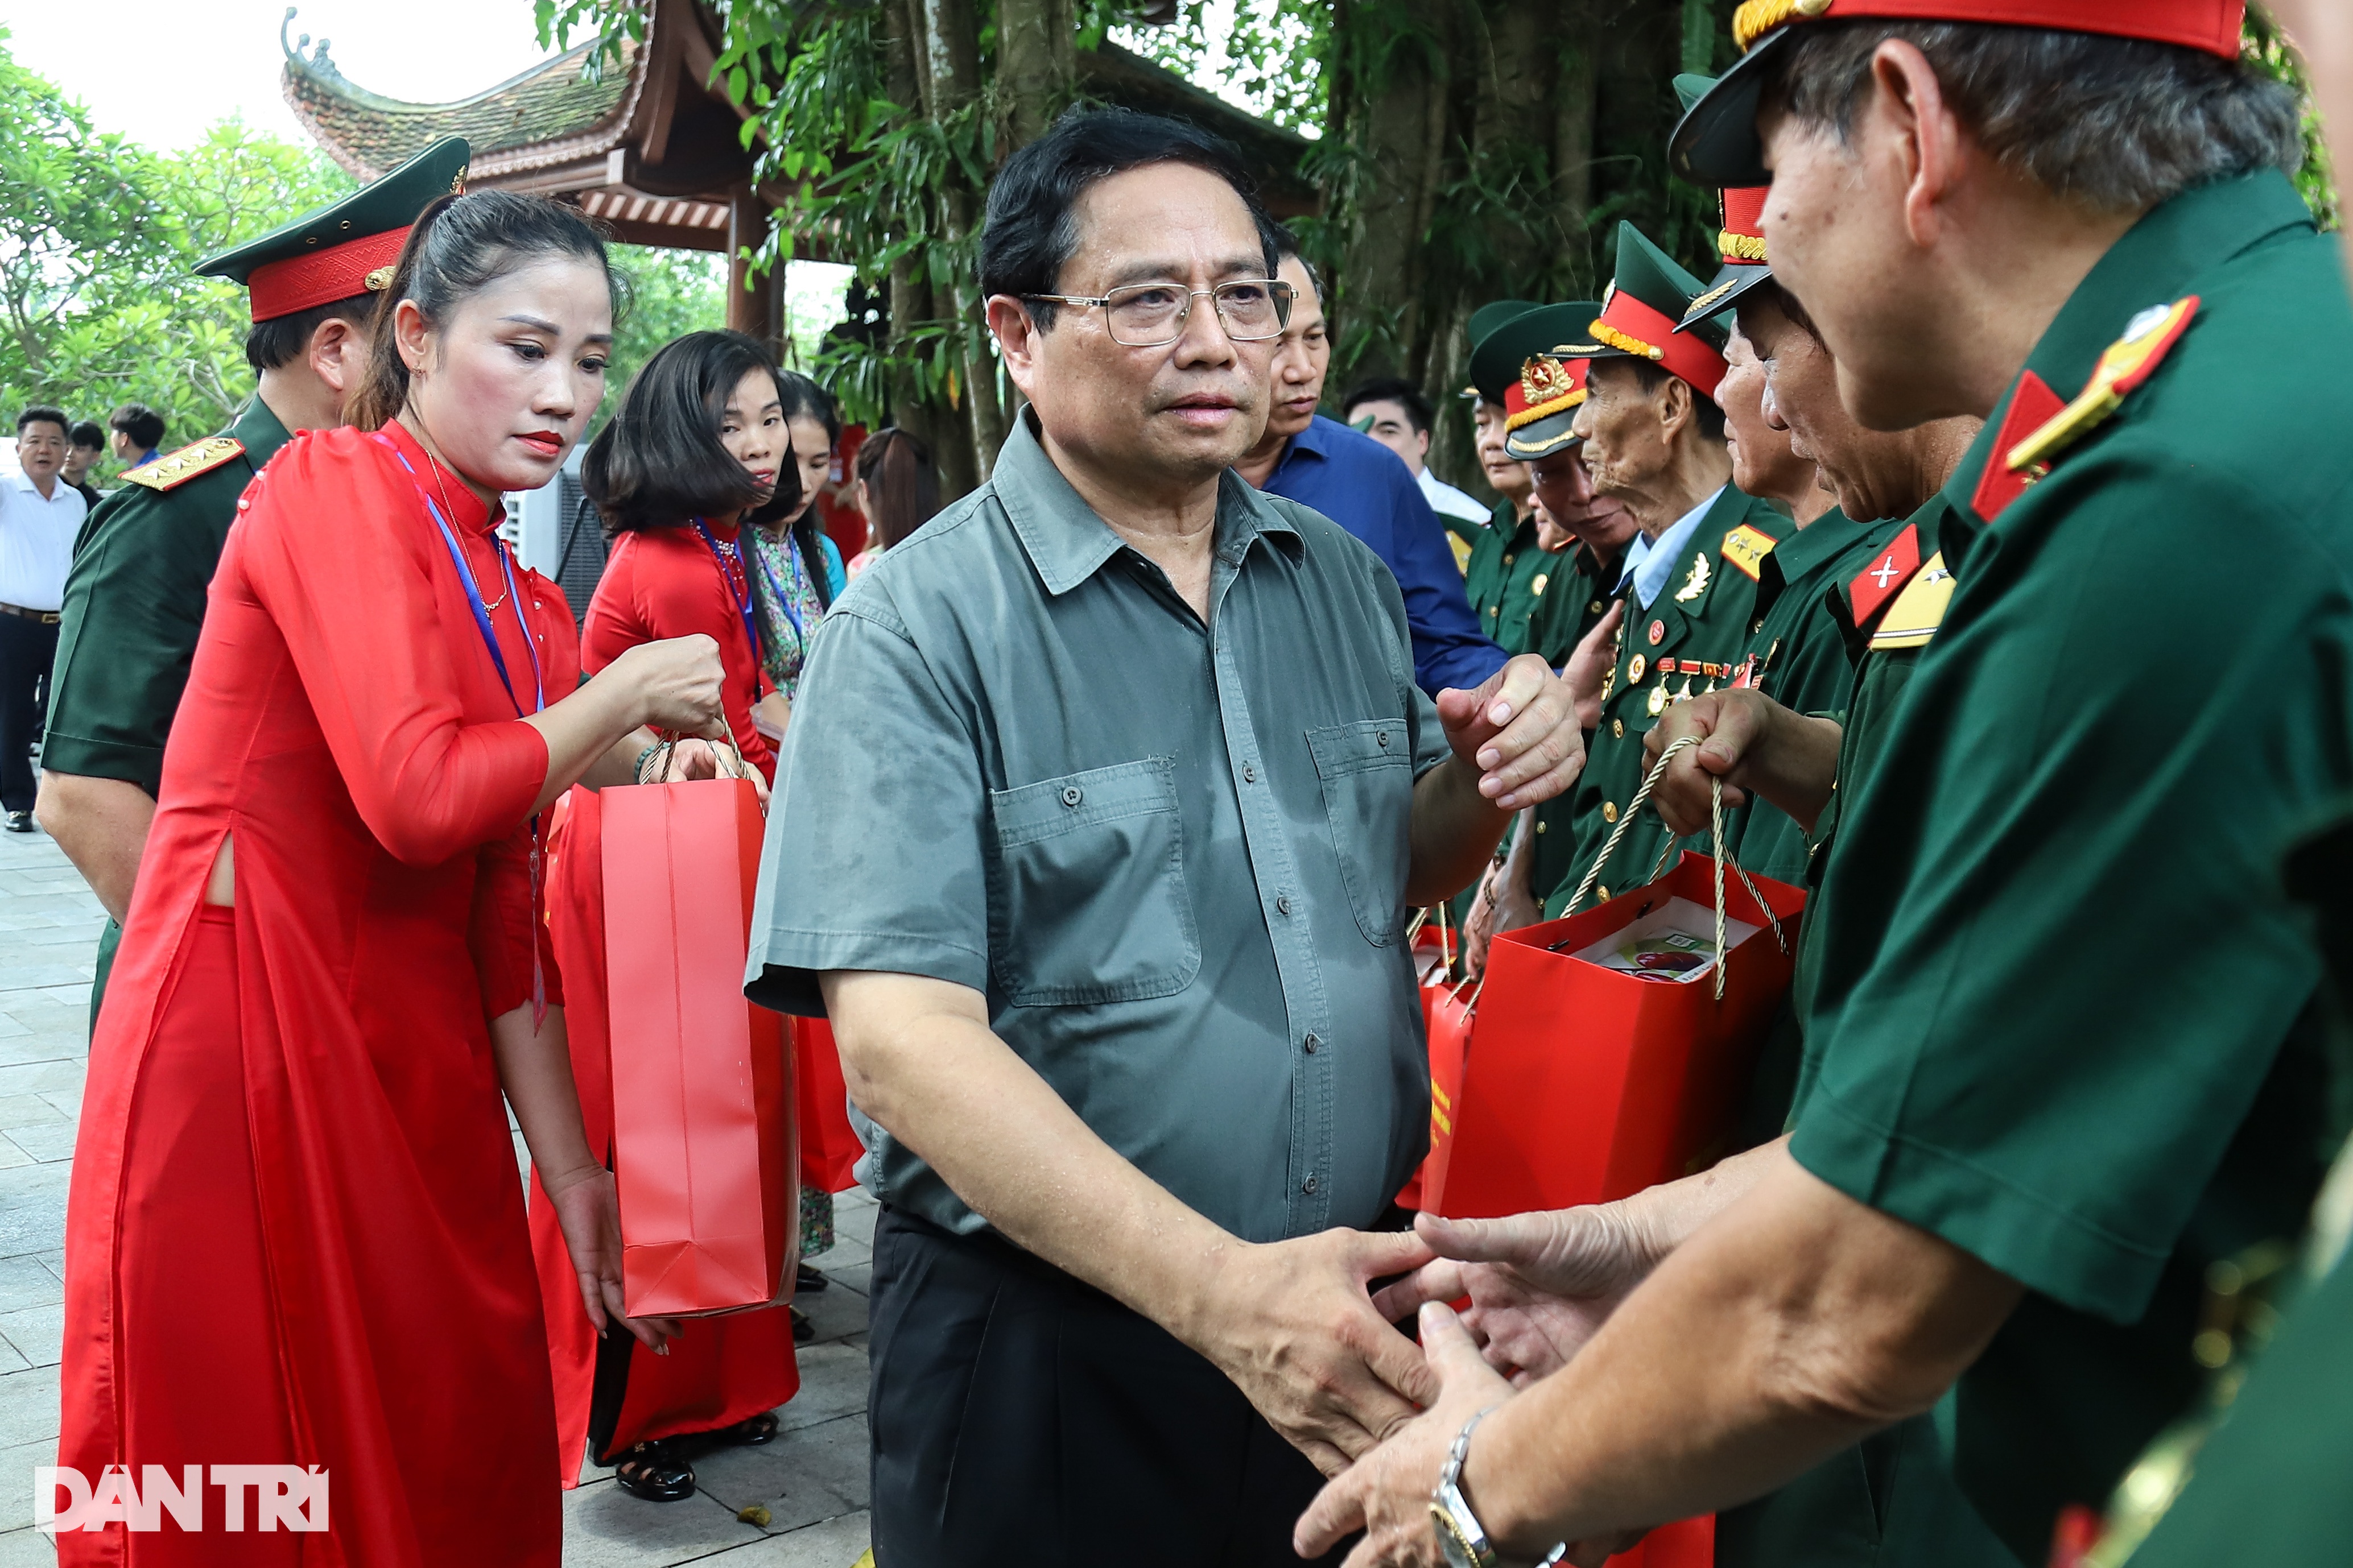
746, 521, 845, 1257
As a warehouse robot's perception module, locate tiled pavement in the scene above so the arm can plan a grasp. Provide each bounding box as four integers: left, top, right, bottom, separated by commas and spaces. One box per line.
0, 825, 873, 1564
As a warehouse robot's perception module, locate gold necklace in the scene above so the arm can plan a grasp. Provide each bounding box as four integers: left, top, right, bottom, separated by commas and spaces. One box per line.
408, 410, 510, 612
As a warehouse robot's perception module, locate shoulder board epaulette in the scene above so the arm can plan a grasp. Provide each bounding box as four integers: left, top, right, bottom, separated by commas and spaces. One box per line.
122, 436, 246, 493
1848, 524, 1921, 630
1869, 552, 1954, 651
1718, 523, 1778, 582
2003, 296, 2200, 483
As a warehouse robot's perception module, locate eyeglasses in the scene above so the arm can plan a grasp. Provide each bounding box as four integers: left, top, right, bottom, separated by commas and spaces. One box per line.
1021, 279, 1298, 347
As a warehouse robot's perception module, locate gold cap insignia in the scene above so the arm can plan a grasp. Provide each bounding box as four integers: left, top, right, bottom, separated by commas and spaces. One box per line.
1521, 355, 1575, 407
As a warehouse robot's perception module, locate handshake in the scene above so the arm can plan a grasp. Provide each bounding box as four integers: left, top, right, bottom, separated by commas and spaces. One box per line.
1182, 1195, 1680, 1568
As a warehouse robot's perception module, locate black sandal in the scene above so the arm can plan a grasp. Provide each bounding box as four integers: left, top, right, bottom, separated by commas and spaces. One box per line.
613, 1441, 695, 1502
796, 1263, 829, 1293
720, 1410, 779, 1447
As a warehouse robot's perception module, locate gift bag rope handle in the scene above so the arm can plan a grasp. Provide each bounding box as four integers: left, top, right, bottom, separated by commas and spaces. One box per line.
1561, 734, 1787, 1001
638, 730, 752, 785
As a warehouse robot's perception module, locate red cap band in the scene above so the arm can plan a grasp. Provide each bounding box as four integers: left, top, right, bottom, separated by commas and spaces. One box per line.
1722, 187, 1768, 243
1735, 0, 2243, 59
1591, 291, 1728, 398
1504, 357, 1592, 429
245, 226, 411, 322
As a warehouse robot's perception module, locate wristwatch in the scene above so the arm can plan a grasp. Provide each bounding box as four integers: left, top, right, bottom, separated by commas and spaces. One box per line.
1430, 1407, 1570, 1568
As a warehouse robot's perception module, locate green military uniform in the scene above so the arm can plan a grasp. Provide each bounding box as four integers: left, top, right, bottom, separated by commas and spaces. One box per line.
1526, 222, 1793, 914
1761, 168, 2353, 1562
1538, 485, 1790, 916
1717, 492, 2022, 1568
42, 136, 467, 1026
2124, 808, 2353, 1568
1714, 509, 1909, 887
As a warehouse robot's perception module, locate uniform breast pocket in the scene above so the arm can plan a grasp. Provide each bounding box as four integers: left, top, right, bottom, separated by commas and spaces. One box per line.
987, 757, 1201, 1007
1306, 719, 1414, 946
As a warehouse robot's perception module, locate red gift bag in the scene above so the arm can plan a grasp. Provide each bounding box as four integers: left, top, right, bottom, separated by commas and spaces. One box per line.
1436, 848, 1805, 1219
1438, 748, 1802, 1568
792, 1016, 865, 1195
1398, 907, 1464, 1210
603, 770, 799, 1318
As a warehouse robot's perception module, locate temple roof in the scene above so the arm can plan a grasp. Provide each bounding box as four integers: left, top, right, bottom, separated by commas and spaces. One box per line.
280, 1, 1312, 251
281, 15, 645, 185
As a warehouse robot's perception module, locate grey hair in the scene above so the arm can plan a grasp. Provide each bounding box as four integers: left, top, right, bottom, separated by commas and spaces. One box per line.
1762, 21, 2302, 215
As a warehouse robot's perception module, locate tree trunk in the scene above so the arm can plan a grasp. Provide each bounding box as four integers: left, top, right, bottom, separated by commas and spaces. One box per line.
997, 0, 1077, 148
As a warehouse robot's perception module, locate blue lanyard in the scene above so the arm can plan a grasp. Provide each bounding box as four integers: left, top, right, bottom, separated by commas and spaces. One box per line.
752, 529, 807, 646
693, 519, 765, 673
377, 432, 551, 1023
378, 436, 546, 719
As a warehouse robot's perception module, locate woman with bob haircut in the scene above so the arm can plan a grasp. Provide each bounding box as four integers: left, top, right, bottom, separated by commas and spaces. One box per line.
58, 189, 728, 1565
532, 329, 804, 1504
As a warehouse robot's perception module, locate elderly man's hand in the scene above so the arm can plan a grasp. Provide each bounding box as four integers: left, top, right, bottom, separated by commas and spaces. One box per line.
1185, 1227, 1441, 1478
1436, 653, 1586, 812
1292, 1304, 1516, 1568
1639, 688, 1776, 837
1371, 1206, 1660, 1385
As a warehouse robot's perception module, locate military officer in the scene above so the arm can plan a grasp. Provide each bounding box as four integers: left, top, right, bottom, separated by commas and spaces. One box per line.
1533, 222, 1793, 919
1456, 299, 1547, 574
1294, 5, 2353, 1566
1460, 303, 1616, 668
36, 136, 469, 1024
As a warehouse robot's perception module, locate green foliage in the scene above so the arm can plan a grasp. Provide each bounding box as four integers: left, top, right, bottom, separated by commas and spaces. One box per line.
2245, 9, 2340, 230
598, 243, 727, 432
0, 30, 355, 476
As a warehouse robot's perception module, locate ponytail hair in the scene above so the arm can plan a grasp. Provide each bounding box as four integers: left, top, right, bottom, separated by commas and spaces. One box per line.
348, 191, 620, 432
854, 428, 940, 551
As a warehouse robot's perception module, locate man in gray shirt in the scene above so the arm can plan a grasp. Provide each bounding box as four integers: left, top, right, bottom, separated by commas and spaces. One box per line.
747, 106, 1586, 1566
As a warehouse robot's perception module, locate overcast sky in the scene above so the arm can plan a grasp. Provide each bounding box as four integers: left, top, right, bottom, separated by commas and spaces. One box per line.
10, 0, 556, 151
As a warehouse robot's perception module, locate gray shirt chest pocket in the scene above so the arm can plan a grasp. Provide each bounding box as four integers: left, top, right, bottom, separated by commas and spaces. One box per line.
986, 757, 1201, 1006
1306, 719, 1414, 946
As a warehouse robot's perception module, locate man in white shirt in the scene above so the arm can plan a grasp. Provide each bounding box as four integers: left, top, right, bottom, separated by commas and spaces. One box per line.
1340, 377, 1492, 536
1, 408, 86, 831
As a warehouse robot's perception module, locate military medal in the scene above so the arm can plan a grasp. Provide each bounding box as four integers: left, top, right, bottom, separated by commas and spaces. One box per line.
1531, 572, 1549, 597
1648, 681, 1669, 717
1647, 619, 1665, 646
1627, 653, 1646, 685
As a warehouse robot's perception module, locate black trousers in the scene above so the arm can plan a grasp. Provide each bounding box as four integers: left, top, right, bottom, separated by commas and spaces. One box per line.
868, 1207, 1350, 1568
0, 614, 58, 812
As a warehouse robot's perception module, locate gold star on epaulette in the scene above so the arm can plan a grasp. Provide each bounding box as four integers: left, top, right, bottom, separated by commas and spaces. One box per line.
122, 436, 247, 493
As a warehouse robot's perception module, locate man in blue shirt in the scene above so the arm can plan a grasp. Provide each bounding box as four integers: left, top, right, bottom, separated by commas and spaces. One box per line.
1233, 243, 1507, 697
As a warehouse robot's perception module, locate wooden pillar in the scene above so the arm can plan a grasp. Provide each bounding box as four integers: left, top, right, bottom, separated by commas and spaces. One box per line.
726, 187, 779, 352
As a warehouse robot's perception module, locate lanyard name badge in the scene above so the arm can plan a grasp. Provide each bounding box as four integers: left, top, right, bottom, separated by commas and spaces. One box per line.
750, 527, 808, 649
378, 432, 552, 1025
693, 519, 766, 695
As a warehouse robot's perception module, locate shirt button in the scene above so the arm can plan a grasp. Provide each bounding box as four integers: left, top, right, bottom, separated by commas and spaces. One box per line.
1061, 786, 1083, 808
1487, 606, 1499, 617
1602, 801, 1619, 823
1534, 820, 1547, 834
1752, 619, 1764, 634
1301, 1174, 1319, 1194
1242, 763, 1257, 783
1376, 731, 1390, 748
1612, 718, 1625, 738
1597, 884, 1611, 901
1590, 599, 1604, 614
1503, 553, 1515, 566
1303, 1033, 1321, 1053
1276, 895, 1294, 916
